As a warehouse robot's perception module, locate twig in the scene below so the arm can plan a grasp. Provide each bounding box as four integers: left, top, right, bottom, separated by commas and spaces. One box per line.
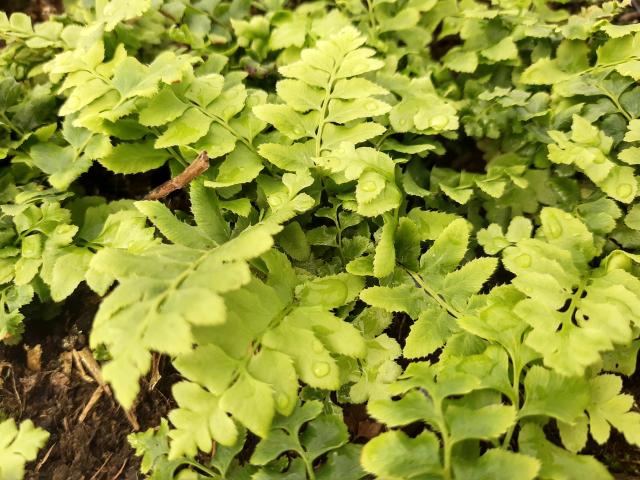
89, 453, 113, 480
0, 361, 11, 390
110, 458, 128, 480
619, 10, 640, 22
148, 353, 162, 392
35, 442, 56, 472
75, 348, 139, 430
11, 370, 22, 416
123, 408, 140, 431
78, 386, 104, 423
144, 151, 210, 200
77, 348, 110, 395
71, 350, 95, 384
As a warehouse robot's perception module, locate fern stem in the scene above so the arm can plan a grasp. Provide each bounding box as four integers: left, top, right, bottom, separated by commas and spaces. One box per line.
436, 413, 453, 480
292, 443, 316, 480
502, 360, 523, 449
335, 212, 346, 267
406, 269, 464, 319
183, 459, 219, 477
302, 455, 316, 480
194, 104, 256, 152
315, 71, 336, 157
166, 145, 189, 167
563, 283, 586, 327
596, 82, 632, 122
365, 0, 379, 40
374, 130, 391, 149
0, 112, 23, 137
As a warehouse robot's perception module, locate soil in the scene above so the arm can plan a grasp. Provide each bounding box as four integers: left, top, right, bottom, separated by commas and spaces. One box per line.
2, 0, 62, 21
0, 287, 178, 479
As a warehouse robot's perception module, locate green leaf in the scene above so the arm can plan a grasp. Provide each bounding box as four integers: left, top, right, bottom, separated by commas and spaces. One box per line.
443, 49, 478, 73
361, 431, 441, 479
373, 216, 396, 278
128, 420, 184, 478
138, 88, 189, 127
316, 444, 366, 480
50, 249, 93, 301
135, 201, 216, 249
0, 419, 49, 480
585, 374, 640, 446
257, 141, 315, 172
420, 218, 469, 276
168, 382, 237, 455
189, 181, 229, 243
456, 449, 540, 480
89, 222, 277, 407
185, 74, 225, 108
253, 105, 318, 140
360, 284, 427, 318
220, 372, 274, 438
624, 119, 640, 142
205, 144, 264, 188
447, 403, 515, 443
30, 143, 92, 190
99, 141, 169, 173
519, 366, 589, 423
174, 344, 238, 395
301, 414, 349, 461
249, 401, 352, 478
111, 57, 158, 99
102, 0, 151, 31
155, 108, 212, 148
519, 424, 612, 480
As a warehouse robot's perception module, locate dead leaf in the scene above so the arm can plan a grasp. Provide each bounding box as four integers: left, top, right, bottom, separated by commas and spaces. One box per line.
25, 344, 42, 372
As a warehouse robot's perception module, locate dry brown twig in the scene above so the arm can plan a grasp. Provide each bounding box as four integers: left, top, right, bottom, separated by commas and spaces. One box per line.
619, 11, 640, 22
73, 348, 140, 429
123, 407, 140, 431
619, 0, 640, 23
148, 353, 162, 392
77, 347, 110, 394
110, 458, 128, 480
78, 386, 104, 423
144, 151, 210, 200
35, 442, 56, 472
71, 350, 95, 384
89, 452, 113, 480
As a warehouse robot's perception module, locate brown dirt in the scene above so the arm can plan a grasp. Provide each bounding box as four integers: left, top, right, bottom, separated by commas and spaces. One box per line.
2, 0, 62, 21
0, 287, 178, 480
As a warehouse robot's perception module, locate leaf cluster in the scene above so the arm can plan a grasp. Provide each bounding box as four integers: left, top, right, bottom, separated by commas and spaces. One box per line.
4, 0, 640, 479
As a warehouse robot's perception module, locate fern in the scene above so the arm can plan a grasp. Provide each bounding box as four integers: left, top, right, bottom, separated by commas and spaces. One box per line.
254, 26, 400, 216
501, 207, 640, 376
359, 216, 497, 358
167, 250, 365, 453
548, 115, 637, 203
89, 187, 280, 407
0, 418, 49, 480
6, 1, 640, 478
131, 401, 365, 479
362, 358, 539, 480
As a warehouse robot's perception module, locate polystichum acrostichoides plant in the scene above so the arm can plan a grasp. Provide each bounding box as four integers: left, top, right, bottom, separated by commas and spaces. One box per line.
4, 0, 640, 478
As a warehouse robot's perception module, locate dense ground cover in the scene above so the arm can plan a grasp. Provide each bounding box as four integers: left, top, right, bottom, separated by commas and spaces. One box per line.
3, 0, 640, 478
